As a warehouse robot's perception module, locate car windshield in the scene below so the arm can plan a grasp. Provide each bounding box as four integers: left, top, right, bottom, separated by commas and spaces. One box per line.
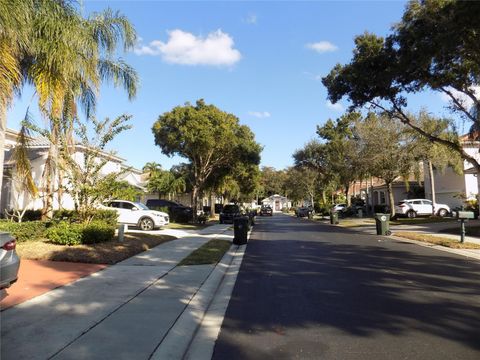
134, 202, 149, 210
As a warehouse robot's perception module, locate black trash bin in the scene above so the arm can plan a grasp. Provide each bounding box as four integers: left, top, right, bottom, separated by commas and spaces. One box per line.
374, 213, 391, 235
233, 216, 249, 245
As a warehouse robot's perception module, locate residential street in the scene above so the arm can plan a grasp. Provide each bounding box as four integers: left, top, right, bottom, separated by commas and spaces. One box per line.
213, 214, 480, 360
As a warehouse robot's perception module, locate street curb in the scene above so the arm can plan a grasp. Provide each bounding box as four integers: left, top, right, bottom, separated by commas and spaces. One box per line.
150, 228, 251, 360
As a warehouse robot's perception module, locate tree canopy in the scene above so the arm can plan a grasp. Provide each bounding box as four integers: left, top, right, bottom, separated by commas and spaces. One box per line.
322, 0, 480, 171
152, 99, 262, 217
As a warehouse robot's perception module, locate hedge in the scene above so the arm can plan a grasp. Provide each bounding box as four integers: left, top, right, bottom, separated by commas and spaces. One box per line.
46, 220, 116, 246
0, 221, 47, 242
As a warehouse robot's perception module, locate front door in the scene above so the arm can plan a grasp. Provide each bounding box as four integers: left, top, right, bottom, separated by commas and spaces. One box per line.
275, 200, 280, 211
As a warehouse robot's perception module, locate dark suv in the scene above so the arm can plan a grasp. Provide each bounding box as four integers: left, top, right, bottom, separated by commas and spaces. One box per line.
219, 204, 242, 224
260, 205, 273, 216
145, 199, 193, 223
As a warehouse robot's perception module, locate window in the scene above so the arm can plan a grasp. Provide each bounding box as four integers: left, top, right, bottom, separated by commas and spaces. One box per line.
121, 202, 135, 210
422, 200, 432, 205
412, 200, 422, 205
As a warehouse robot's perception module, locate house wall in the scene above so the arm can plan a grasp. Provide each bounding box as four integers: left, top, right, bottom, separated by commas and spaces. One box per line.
423, 141, 480, 208
3, 148, 143, 213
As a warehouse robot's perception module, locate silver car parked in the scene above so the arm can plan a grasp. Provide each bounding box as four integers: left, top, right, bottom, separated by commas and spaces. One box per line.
0, 232, 20, 289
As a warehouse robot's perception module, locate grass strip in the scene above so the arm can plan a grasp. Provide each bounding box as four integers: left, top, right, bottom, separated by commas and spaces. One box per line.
178, 239, 231, 266
17, 233, 176, 264
440, 225, 480, 238
394, 231, 480, 249
391, 217, 456, 225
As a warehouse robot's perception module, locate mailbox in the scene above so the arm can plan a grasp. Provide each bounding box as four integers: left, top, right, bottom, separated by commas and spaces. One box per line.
455, 211, 475, 219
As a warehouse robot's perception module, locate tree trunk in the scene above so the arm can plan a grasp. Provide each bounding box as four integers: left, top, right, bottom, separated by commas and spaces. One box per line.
0, 106, 6, 217
345, 183, 351, 207
365, 178, 369, 215
428, 160, 436, 216
192, 185, 199, 222
321, 189, 327, 205
210, 192, 215, 216
387, 181, 395, 217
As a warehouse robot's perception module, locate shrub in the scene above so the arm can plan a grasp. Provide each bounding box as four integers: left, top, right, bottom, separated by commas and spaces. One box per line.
47, 222, 83, 246
53, 209, 79, 223
0, 221, 47, 242
46, 220, 115, 246
81, 221, 115, 244
91, 210, 118, 227
22, 210, 42, 221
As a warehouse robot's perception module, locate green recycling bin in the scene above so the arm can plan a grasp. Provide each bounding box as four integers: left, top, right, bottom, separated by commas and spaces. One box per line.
330, 211, 339, 225
233, 216, 249, 245
374, 213, 391, 236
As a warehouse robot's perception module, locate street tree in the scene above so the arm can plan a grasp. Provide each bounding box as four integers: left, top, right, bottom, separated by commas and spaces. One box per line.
322, 0, 480, 196
316, 112, 364, 206
152, 99, 261, 220
355, 113, 418, 217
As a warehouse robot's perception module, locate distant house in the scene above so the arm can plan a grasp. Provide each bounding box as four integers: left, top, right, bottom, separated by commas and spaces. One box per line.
261, 194, 291, 212
360, 181, 423, 210
1, 128, 144, 215
424, 135, 480, 208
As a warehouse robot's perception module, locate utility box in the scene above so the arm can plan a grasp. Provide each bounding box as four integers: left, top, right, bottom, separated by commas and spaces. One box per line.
233, 216, 249, 245
374, 213, 391, 236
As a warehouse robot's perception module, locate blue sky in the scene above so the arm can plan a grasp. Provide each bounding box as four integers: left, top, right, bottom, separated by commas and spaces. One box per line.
7, 1, 464, 171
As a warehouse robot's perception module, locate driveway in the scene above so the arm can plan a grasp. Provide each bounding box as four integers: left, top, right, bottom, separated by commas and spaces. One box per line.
213, 214, 480, 359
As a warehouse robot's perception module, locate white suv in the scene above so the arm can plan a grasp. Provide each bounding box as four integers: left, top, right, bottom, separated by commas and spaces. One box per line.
395, 199, 450, 218
102, 200, 169, 230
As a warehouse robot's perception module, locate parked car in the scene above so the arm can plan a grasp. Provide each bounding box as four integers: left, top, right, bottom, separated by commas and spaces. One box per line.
332, 203, 347, 212
394, 199, 451, 218
102, 200, 169, 230
296, 207, 313, 218
0, 232, 20, 289
219, 204, 242, 224
259, 205, 273, 216
145, 199, 193, 223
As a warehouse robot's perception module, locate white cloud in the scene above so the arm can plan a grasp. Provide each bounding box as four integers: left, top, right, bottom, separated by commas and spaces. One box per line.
134, 29, 242, 66
306, 41, 338, 53
248, 111, 271, 118
439, 86, 480, 109
244, 13, 257, 24
326, 100, 343, 112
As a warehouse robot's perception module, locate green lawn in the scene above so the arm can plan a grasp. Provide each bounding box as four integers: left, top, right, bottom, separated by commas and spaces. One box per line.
178, 239, 231, 266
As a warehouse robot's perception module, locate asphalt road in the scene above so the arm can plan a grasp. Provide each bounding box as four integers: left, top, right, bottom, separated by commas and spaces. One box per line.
212, 214, 480, 360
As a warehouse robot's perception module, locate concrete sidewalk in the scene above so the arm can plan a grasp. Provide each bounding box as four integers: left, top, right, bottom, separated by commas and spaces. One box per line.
1, 223, 246, 360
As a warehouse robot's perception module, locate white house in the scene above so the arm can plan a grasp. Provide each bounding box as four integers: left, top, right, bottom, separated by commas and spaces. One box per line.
424, 135, 480, 208
261, 194, 291, 212
1, 128, 144, 215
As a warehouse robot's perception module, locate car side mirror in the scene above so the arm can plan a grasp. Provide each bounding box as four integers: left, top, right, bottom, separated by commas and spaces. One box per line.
132, 207, 139, 211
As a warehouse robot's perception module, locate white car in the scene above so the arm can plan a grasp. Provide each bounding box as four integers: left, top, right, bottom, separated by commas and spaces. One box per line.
102, 200, 169, 230
332, 203, 347, 212
395, 199, 450, 218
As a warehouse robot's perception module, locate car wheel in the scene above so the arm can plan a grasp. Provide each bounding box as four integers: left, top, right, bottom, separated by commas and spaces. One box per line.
407, 210, 416, 219
139, 217, 154, 231
438, 208, 448, 217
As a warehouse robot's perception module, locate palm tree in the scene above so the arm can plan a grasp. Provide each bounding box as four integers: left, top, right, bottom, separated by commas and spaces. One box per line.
0, 1, 139, 218
0, 0, 33, 203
